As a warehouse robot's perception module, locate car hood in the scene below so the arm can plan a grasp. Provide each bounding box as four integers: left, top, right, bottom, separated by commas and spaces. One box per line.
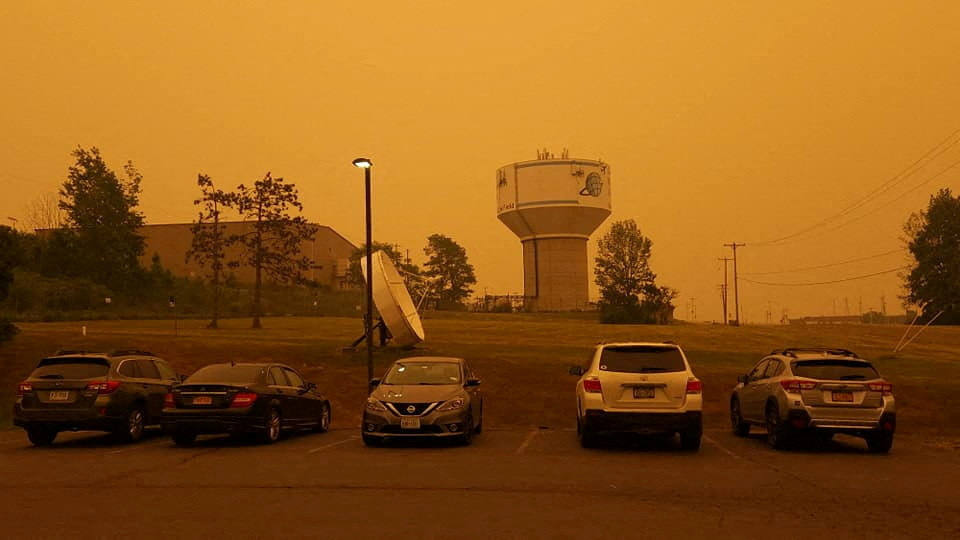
372, 384, 464, 403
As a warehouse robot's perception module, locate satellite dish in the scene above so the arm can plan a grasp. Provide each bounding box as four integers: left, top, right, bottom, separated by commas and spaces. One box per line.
361, 250, 425, 347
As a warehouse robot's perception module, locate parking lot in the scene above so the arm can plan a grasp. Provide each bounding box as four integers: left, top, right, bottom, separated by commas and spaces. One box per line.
1, 424, 958, 539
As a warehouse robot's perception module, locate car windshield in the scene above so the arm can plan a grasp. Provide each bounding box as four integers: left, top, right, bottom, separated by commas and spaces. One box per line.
32, 357, 110, 379
599, 346, 686, 373
382, 361, 461, 385
792, 360, 880, 380
186, 365, 265, 384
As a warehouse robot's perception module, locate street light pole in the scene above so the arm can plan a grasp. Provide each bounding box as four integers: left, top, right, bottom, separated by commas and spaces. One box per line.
353, 158, 374, 386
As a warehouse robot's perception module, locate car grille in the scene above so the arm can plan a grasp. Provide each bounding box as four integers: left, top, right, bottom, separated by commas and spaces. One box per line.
385, 402, 437, 416
380, 425, 444, 434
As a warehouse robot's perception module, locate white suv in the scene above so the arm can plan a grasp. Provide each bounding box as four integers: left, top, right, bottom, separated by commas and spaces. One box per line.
570, 342, 703, 450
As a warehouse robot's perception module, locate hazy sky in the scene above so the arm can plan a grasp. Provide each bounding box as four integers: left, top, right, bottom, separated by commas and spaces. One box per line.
3, 1, 959, 321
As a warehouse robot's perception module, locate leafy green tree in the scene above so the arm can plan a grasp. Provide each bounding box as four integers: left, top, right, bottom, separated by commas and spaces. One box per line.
423, 234, 476, 309
347, 242, 423, 295
594, 219, 676, 324
187, 174, 233, 328
904, 188, 960, 324
58, 146, 145, 291
0, 226, 23, 342
230, 172, 314, 328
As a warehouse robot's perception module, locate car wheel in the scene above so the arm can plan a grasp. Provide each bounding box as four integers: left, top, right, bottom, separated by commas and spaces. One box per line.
475, 412, 483, 434
680, 428, 702, 451
314, 402, 331, 433
458, 415, 474, 445
361, 433, 381, 447
117, 406, 145, 443
578, 419, 599, 449
765, 403, 790, 450
730, 397, 750, 437
866, 431, 893, 454
26, 426, 57, 446
259, 408, 281, 444
173, 430, 197, 446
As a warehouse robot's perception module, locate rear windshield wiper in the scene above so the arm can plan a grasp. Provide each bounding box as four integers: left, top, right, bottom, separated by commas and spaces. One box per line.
639, 367, 671, 373
839, 375, 867, 380
36, 374, 65, 379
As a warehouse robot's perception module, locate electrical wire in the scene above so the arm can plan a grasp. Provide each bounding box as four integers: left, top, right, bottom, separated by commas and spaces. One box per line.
740, 265, 909, 287
741, 248, 907, 276
752, 129, 960, 246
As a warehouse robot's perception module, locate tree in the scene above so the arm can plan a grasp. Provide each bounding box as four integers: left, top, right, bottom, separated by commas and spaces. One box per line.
24, 193, 65, 231
903, 188, 960, 325
594, 219, 676, 324
230, 172, 315, 328
423, 234, 476, 309
0, 226, 22, 343
186, 174, 233, 328
59, 146, 146, 291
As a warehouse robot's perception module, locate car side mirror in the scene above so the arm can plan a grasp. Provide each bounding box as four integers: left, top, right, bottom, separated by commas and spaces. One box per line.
569, 366, 585, 376
369, 378, 381, 388
465, 378, 481, 387
737, 374, 749, 384
178, 374, 188, 383
302, 382, 317, 393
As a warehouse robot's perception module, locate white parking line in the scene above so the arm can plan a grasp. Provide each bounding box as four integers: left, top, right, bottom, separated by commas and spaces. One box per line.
703, 434, 741, 460
105, 438, 171, 455
515, 429, 540, 455
307, 436, 358, 454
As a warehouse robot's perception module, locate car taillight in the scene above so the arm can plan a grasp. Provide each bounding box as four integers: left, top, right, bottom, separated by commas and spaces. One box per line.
686, 379, 702, 394
583, 378, 602, 393
780, 379, 817, 392
163, 393, 175, 409
230, 392, 258, 408
868, 382, 893, 396
86, 381, 122, 394
16, 382, 32, 397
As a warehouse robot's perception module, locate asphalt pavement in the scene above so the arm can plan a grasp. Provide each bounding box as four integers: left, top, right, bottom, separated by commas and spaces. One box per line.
0, 425, 958, 539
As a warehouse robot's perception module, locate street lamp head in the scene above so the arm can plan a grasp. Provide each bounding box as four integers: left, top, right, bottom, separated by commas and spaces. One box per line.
352, 157, 373, 169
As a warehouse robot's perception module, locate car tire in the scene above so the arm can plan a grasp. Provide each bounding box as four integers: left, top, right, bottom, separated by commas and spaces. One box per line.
680, 428, 702, 451
314, 402, 331, 433
458, 415, 474, 446
765, 402, 790, 450
578, 418, 599, 449
730, 397, 750, 437
116, 405, 146, 443
866, 431, 894, 454
475, 412, 483, 434
259, 407, 282, 444
26, 425, 57, 446
173, 430, 197, 446
361, 433, 381, 447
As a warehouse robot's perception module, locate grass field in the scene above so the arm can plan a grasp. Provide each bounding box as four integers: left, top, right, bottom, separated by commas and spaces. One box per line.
2, 314, 959, 445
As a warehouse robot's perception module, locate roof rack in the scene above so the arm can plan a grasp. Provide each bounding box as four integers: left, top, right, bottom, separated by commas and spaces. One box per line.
108, 349, 156, 357
770, 347, 858, 358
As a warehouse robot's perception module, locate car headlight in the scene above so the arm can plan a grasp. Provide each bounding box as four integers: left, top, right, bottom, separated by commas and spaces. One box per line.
365, 399, 386, 412
437, 398, 465, 412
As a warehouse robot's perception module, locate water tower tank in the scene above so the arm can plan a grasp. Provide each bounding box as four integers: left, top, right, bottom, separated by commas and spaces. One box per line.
496, 156, 612, 311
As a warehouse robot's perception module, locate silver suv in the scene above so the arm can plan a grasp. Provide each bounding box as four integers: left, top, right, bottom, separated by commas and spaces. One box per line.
729, 348, 896, 452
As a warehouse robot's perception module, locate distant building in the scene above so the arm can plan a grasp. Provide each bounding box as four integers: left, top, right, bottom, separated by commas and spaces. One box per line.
138, 222, 356, 289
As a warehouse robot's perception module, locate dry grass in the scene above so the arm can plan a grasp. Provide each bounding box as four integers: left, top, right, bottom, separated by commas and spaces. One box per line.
2, 315, 959, 442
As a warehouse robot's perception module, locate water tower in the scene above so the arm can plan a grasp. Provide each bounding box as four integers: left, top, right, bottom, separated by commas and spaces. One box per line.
496, 151, 612, 311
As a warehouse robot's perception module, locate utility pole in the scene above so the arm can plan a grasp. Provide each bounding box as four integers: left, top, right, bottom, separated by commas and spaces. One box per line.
718, 257, 731, 324
717, 284, 726, 324
723, 243, 745, 326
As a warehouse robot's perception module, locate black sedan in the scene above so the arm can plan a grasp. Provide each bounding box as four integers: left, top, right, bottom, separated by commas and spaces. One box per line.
162, 363, 330, 445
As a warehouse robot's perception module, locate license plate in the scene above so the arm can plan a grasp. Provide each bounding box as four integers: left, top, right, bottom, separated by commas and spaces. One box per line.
48, 391, 70, 401
400, 417, 421, 430
832, 391, 854, 403
633, 386, 655, 399
192, 396, 213, 405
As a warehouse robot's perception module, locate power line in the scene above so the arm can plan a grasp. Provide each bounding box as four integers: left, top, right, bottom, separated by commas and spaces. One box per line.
741, 248, 907, 276
752, 129, 960, 246
741, 265, 909, 287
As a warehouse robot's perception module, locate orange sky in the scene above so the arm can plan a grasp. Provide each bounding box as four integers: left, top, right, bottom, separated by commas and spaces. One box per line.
2, 1, 959, 321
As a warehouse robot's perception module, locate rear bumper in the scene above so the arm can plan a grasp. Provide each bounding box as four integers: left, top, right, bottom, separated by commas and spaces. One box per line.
583, 410, 702, 435
161, 409, 263, 435
790, 409, 896, 434
13, 404, 124, 431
